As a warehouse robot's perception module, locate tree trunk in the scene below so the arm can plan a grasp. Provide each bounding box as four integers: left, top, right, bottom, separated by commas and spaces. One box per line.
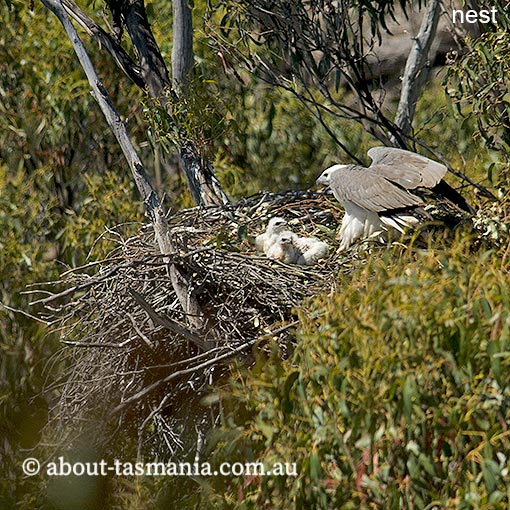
121, 0, 172, 98
394, 0, 442, 138
62, 0, 228, 206
170, 0, 229, 205
172, 0, 194, 91
40, 0, 216, 348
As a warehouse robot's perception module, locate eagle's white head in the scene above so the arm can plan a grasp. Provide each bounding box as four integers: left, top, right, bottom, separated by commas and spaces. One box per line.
267, 217, 288, 234
316, 164, 349, 186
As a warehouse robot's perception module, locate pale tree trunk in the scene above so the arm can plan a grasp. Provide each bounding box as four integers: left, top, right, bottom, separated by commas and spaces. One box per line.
394, 0, 442, 139
121, 0, 228, 206
170, 0, 229, 205
41, 0, 216, 348
172, 0, 194, 91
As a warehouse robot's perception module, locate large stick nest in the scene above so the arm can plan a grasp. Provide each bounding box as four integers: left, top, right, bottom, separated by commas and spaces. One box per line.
34, 191, 357, 457
32, 188, 506, 457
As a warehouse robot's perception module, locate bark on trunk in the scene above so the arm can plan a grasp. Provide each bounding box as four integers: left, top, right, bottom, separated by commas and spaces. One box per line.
40, 0, 216, 348
172, 0, 194, 91
394, 0, 442, 138
61, 0, 228, 206
121, 0, 172, 98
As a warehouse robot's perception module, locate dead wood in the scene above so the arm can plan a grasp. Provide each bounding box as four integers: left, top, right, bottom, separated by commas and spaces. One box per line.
35, 191, 350, 457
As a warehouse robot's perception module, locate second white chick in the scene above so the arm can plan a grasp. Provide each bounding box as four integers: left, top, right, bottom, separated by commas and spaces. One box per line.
294, 236, 329, 265
266, 234, 299, 264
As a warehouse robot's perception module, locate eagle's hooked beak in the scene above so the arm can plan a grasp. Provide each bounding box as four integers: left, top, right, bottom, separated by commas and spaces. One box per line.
316, 172, 328, 186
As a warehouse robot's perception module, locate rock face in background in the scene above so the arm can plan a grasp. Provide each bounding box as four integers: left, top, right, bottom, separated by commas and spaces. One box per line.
367, 3, 480, 82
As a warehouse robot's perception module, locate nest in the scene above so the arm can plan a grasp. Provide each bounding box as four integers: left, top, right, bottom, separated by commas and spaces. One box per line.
31, 184, 504, 459
34, 186, 500, 458
33, 190, 355, 457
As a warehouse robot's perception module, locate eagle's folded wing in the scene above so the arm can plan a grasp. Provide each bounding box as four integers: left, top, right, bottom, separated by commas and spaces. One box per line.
367, 146, 447, 189
330, 166, 423, 213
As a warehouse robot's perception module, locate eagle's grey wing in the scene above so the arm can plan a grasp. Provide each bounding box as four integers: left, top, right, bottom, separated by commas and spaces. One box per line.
367, 147, 447, 189
330, 166, 423, 212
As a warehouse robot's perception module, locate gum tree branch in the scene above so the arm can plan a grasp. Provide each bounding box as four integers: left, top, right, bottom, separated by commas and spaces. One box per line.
60, 0, 144, 88
39, 0, 213, 344
118, 0, 172, 99
394, 0, 442, 139
113, 0, 229, 206
56, 0, 228, 206
207, 0, 407, 156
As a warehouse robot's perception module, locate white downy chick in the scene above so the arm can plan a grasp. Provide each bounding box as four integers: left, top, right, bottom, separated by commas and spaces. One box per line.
255, 217, 289, 254
265, 233, 299, 264
294, 236, 329, 265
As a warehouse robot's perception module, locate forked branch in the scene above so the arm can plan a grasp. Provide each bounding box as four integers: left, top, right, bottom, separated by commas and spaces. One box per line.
39, 0, 213, 344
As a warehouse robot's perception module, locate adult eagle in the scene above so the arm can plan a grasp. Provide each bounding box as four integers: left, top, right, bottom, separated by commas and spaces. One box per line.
316, 147, 471, 250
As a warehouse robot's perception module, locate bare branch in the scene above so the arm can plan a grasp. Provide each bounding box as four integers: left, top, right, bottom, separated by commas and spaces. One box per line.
128, 288, 212, 351
394, 0, 442, 138
39, 0, 212, 335
119, 0, 172, 98
0, 301, 52, 325
109, 338, 258, 416
60, 0, 144, 88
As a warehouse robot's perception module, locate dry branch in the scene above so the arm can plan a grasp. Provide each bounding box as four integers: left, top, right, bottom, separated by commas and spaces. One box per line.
394, 0, 442, 138
37, 191, 345, 456
40, 0, 213, 342
60, 0, 144, 87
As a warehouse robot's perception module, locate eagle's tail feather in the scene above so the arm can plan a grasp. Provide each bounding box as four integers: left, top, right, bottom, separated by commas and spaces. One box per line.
380, 214, 419, 233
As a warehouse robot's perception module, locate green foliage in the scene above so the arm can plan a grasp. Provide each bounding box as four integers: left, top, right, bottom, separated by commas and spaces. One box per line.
445, 1, 510, 162
0, 3, 145, 504
413, 79, 501, 190
56, 170, 143, 265
204, 236, 510, 509
144, 74, 231, 161
0, 158, 143, 507
213, 87, 371, 196
2, 3, 105, 181
210, 0, 417, 44
0, 163, 59, 507
2, 0, 509, 508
